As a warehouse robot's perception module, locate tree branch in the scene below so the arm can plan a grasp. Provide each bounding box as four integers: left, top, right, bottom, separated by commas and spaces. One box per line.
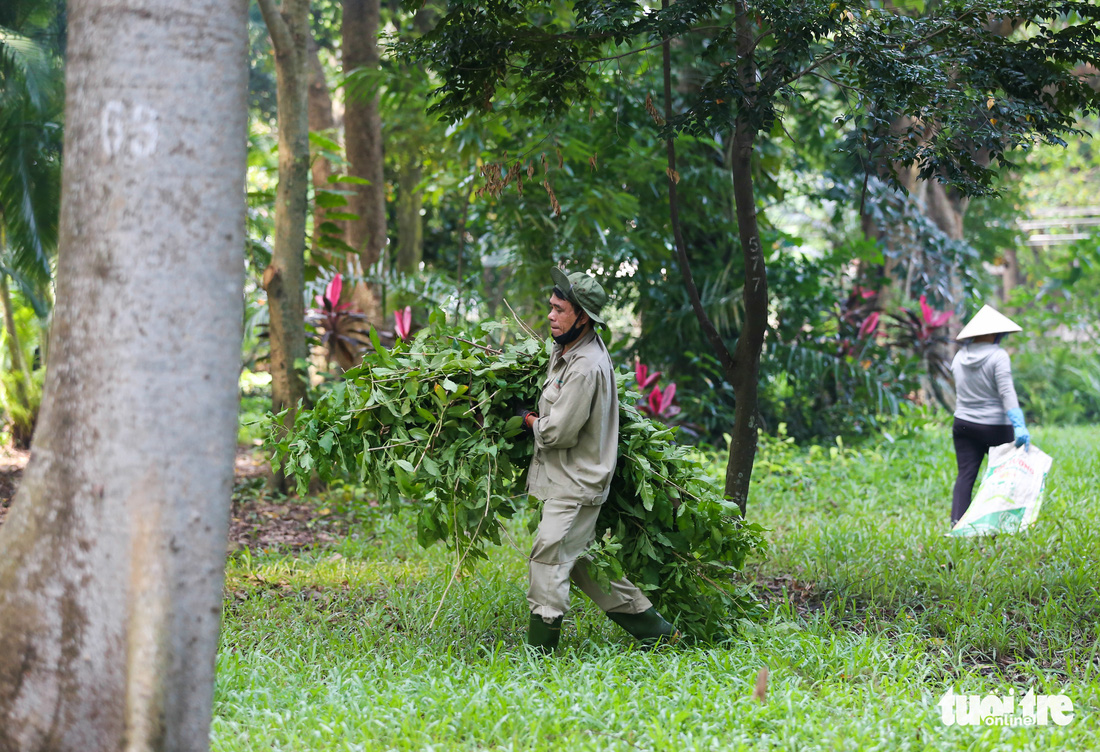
662, 0, 737, 380
778, 6, 983, 90
256, 0, 293, 56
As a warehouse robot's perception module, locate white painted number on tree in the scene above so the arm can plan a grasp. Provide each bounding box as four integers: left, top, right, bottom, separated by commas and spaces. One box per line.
101, 101, 159, 158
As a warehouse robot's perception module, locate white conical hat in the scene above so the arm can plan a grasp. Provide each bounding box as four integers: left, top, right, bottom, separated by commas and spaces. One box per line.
956, 305, 1022, 341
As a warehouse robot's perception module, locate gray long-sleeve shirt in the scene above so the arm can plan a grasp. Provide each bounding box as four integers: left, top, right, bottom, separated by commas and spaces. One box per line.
951, 342, 1020, 425
527, 328, 619, 505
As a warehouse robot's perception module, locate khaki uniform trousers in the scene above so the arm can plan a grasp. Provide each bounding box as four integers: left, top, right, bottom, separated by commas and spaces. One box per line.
527, 498, 652, 622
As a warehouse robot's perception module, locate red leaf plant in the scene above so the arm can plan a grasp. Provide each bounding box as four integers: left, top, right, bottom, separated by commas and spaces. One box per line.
394, 306, 412, 341
858, 311, 881, 339
305, 273, 370, 370
314, 274, 349, 313
920, 295, 952, 330
646, 383, 681, 420
635, 359, 661, 390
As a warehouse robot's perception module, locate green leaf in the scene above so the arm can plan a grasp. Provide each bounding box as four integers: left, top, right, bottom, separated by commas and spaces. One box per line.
328, 175, 372, 185
309, 132, 341, 152
315, 191, 350, 209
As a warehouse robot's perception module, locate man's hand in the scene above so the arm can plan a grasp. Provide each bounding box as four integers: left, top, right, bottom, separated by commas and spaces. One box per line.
505, 397, 536, 431
515, 405, 537, 431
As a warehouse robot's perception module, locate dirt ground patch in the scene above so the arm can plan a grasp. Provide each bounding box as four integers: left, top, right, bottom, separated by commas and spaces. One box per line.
0, 445, 344, 553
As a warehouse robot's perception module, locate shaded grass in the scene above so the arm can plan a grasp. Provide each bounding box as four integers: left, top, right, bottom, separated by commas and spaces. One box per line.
213, 425, 1100, 750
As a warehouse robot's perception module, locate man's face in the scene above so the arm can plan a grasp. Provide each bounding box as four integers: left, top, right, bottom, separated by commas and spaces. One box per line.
548, 292, 586, 338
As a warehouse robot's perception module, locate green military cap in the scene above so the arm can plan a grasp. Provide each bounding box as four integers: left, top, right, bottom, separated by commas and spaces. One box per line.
550, 267, 608, 326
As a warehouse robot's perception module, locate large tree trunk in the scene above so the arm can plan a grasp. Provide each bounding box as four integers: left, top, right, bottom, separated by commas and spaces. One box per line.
0, 0, 248, 747
343, 0, 386, 325
258, 0, 311, 490
894, 158, 970, 341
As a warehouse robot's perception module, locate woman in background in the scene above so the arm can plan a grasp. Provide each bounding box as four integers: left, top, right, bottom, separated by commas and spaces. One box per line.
950, 305, 1031, 524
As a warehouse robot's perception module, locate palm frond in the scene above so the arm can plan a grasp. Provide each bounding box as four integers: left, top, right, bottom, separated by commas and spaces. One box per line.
0, 101, 59, 289
0, 24, 51, 110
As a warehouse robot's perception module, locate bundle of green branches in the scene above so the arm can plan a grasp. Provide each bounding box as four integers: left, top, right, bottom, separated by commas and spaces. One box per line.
272, 314, 767, 640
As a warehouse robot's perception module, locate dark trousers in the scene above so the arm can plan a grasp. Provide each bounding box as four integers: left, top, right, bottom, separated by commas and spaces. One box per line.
952, 418, 1014, 523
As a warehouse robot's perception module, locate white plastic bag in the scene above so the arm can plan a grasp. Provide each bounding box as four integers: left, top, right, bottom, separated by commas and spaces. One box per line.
949, 442, 1053, 537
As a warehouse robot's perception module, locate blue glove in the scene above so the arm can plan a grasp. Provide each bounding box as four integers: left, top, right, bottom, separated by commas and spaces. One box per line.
1006, 407, 1030, 450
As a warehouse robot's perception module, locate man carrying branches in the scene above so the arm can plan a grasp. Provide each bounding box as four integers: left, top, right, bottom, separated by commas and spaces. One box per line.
516, 267, 680, 652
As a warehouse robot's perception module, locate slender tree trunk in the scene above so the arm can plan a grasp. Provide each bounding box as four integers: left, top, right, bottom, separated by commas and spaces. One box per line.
0, 0, 248, 747
0, 272, 34, 447
307, 34, 341, 262
662, 0, 766, 516
454, 182, 473, 322
722, 125, 767, 515
1002, 245, 1020, 305
257, 0, 311, 490
722, 5, 768, 516
394, 162, 423, 274
0, 275, 29, 388
343, 0, 386, 325
391, 4, 435, 280
0, 226, 31, 396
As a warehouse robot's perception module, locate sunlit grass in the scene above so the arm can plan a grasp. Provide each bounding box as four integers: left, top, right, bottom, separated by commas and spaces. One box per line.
213, 425, 1099, 750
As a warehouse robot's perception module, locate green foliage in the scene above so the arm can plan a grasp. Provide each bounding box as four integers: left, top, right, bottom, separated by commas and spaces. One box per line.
0, 364, 41, 445
1012, 342, 1100, 426
762, 340, 916, 438
984, 234, 1100, 426
824, 175, 983, 304
410, 0, 1100, 199
0, 282, 45, 446
238, 370, 273, 446
0, 0, 64, 310
271, 315, 768, 639
635, 238, 933, 444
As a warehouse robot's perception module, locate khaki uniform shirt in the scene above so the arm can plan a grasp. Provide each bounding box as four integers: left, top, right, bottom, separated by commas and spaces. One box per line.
526, 328, 619, 505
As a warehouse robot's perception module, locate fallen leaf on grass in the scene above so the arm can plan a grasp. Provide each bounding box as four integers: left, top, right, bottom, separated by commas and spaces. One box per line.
752, 667, 769, 704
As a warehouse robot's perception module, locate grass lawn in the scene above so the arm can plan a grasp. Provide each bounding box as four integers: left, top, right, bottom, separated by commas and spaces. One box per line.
213, 424, 1099, 750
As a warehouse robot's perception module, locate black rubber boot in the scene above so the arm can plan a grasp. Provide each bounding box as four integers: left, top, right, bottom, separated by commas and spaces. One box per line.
527, 614, 563, 654
607, 607, 681, 648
